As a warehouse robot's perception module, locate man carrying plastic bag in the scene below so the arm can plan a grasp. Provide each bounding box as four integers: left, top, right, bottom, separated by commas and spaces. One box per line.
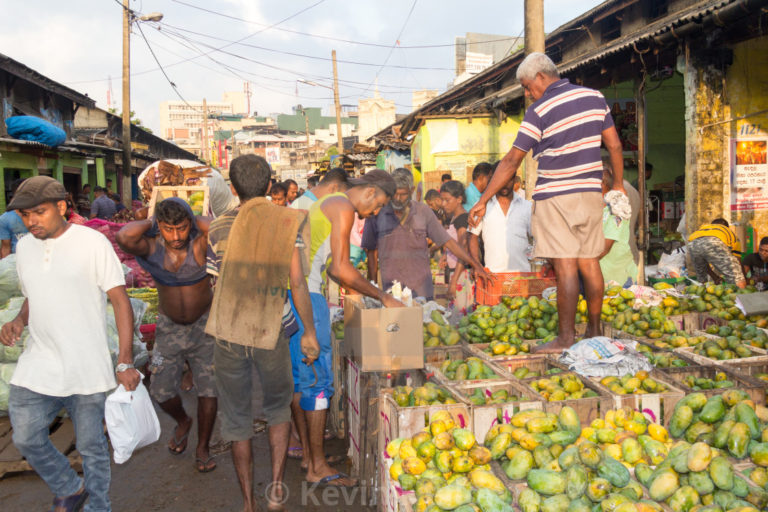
0, 177, 140, 512
105, 374, 160, 464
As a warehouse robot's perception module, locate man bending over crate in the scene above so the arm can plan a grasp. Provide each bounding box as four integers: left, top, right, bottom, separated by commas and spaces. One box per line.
469, 52, 626, 353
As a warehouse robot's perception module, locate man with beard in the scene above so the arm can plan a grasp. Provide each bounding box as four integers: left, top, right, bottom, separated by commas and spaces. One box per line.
117, 198, 218, 473
362, 168, 487, 300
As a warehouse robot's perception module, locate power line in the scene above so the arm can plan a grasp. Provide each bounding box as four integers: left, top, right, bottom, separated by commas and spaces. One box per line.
170, 0, 519, 49
363, 0, 419, 94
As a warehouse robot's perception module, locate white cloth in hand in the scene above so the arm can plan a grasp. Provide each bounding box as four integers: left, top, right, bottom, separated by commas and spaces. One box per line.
604, 190, 632, 221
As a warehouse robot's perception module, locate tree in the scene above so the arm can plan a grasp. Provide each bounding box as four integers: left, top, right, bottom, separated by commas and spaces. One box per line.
108, 108, 153, 134
324, 145, 339, 159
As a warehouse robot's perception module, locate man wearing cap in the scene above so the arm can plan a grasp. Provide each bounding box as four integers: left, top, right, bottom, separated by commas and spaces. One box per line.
0, 176, 140, 512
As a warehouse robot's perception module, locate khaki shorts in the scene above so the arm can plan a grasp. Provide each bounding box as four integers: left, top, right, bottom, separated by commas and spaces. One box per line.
532, 192, 605, 258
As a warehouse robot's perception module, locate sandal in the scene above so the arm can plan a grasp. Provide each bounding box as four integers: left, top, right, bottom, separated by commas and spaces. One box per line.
168, 430, 190, 455
286, 445, 303, 459
50, 488, 88, 512
195, 456, 217, 473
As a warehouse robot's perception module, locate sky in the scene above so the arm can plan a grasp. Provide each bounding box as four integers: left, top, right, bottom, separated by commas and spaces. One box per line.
0, 0, 605, 134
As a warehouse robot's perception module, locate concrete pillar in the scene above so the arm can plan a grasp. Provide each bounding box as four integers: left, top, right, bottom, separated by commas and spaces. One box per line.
96, 157, 106, 187
684, 43, 731, 236
54, 160, 64, 183
0, 166, 5, 212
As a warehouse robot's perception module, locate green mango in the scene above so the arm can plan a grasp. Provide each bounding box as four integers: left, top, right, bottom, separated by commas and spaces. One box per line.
728, 423, 751, 459
558, 406, 581, 435
688, 442, 713, 472
713, 420, 735, 449
749, 442, 768, 467
679, 392, 708, 412
534, 445, 555, 469
434, 484, 472, 510
504, 450, 534, 479
558, 446, 579, 470
578, 441, 602, 469
597, 455, 630, 488
735, 403, 761, 440
542, 494, 570, 512
568, 497, 592, 512
635, 462, 654, 487
713, 490, 736, 509
566, 464, 589, 500
476, 488, 515, 512
689, 471, 715, 495
586, 477, 611, 503
667, 485, 701, 512
732, 476, 749, 498
599, 493, 632, 512
686, 422, 714, 444
649, 468, 680, 501
621, 438, 643, 464
709, 457, 734, 490
528, 469, 567, 496
670, 405, 695, 439
549, 430, 579, 446
519, 487, 542, 512
699, 396, 726, 424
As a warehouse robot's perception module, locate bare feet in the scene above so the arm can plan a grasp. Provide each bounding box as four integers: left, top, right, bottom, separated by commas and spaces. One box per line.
168, 416, 193, 454
531, 337, 573, 354
585, 324, 603, 338
266, 482, 287, 511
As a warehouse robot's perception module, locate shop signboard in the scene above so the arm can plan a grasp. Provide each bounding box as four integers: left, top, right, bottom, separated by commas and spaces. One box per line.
731, 137, 768, 211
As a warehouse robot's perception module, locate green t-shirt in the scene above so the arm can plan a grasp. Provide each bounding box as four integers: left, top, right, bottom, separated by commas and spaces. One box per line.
600, 206, 638, 286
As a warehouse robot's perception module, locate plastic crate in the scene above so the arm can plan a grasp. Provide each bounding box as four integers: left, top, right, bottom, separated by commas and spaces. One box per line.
475, 271, 556, 305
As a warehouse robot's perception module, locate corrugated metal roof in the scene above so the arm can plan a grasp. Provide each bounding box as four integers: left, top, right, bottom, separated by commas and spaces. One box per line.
0, 53, 95, 108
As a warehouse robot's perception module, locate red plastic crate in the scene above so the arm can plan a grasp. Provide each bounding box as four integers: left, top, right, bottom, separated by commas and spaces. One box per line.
475, 271, 557, 305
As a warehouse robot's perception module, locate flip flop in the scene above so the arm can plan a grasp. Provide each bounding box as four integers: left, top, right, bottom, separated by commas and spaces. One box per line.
315, 472, 356, 488
300, 453, 346, 472
253, 419, 268, 434
195, 456, 217, 473
168, 430, 190, 455
50, 489, 88, 512
287, 445, 303, 459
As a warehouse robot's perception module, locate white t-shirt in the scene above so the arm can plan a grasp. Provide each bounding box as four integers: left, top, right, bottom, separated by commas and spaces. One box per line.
469, 193, 533, 273
12, 224, 125, 396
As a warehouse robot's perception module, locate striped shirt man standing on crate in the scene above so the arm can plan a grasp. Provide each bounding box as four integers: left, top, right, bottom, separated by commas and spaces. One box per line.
469, 52, 626, 353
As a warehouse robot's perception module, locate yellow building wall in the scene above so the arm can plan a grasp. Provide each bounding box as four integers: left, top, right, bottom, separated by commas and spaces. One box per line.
414, 114, 522, 193
726, 35, 768, 246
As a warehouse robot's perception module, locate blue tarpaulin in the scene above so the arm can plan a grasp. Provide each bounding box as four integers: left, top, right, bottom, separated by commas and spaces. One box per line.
5, 116, 67, 147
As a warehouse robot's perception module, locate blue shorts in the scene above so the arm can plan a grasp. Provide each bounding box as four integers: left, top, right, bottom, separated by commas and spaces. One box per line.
287, 291, 334, 411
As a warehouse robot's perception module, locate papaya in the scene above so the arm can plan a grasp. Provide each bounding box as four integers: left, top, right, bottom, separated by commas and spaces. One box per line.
568, 496, 592, 512
559, 446, 579, 470
559, 406, 581, 435
542, 494, 570, 512
534, 445, 555, 468
566, 464, 589, 500
434, 484, 472, 510
586, 477, 611, 503
635, 462, 654, 487
528, 469, 567, 496
578, 441, 602, 469
597, 455, 629, 487
688, 442, 713, 472
528, 417, 559, 434
699, 396, 726, 424
622, 481, 644, 501
728, 423, 750, 459
549, 430, 579, 446
649, 468, 680, 501
512, 409, 547, 428
519, 487, 543, 512
735, 403, 761, 440
670, 405, 695, 438
668, 486, 701, 512
599, 494, 632, 512
690, 471, 715, 495
709, 456, 734, 490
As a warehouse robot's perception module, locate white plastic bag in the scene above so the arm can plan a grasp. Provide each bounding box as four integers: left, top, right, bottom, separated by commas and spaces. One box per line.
105, 378, 160, 464
657, 247, 687, 277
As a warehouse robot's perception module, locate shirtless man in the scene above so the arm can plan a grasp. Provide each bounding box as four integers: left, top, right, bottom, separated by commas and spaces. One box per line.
117, 198, 218, 473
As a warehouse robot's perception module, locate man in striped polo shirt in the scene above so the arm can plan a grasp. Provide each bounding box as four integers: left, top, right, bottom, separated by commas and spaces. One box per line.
469, 52, 626, 353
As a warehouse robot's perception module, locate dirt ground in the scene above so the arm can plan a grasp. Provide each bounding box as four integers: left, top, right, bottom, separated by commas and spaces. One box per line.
1, 387, 375, 511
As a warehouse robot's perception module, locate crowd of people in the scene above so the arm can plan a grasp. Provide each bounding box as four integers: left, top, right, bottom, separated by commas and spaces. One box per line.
3, 51, 768, 512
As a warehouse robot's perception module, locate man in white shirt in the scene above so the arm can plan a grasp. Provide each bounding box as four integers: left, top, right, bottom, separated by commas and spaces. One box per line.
469, 176, 533, 272
0, 176, 139, 512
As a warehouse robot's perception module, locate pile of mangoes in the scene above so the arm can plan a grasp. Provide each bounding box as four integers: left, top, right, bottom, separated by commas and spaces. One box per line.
459, 297, 560, 345
680, 372, 735, 391
511, 366, 562, 380
528, 374, 599, 401
464, 387, 525, 406
386, 410, 516, 511
423, 310, 461, 347
634, 344, 690, 368
690, 337, 759, 361
703, 321, 768, 350
608, 303, 681, 340
438, 357, 499, 381
390, 382, 458, 407
684, 283, 749, 320
482, 338, 541, 357
640, 334, 707, 350
599, 371, 668, 395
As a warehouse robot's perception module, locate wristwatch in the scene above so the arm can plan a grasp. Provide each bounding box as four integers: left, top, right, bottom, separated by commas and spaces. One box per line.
115, 363, 134, 373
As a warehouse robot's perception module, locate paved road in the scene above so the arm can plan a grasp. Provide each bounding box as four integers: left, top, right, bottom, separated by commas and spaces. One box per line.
1, 389, 374, 511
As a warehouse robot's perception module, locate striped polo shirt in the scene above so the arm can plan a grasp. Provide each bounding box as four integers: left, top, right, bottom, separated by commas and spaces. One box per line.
513, 78, 614, 200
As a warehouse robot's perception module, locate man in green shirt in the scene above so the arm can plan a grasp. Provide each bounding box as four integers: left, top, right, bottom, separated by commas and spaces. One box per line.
599, 168, 638, 286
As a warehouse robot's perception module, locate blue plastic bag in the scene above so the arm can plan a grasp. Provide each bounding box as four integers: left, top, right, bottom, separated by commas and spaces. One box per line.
5, 116, 67, 147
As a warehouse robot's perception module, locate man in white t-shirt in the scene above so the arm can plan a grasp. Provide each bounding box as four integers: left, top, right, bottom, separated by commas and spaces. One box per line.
469, 175, 533, 272
0, 176, 140, 512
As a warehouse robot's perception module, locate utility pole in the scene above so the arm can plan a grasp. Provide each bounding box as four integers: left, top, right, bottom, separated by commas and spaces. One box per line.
303, 109, 311, 169
523, 0, 545, 200
122, 0, 131, 198
332, 50, 343, 154
202, 98, 209, 163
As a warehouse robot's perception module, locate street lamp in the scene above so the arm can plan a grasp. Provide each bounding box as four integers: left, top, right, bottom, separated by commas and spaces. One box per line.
296, 50, 344, 154
122, 2, 163, 204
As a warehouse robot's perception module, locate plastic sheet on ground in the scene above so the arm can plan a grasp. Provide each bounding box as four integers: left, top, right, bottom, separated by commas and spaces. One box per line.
558, 336, 653, 378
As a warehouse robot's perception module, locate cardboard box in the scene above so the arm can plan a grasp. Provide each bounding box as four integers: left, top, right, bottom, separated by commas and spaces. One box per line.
343, 295, 423, 372
148, 185, 209, 217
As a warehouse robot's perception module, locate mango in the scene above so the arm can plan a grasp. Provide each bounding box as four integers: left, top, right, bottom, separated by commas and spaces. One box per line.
586, 477, 611, 502
600, 493, 632, 512
528, 469, 567, 496
469, 468, 505, 494
528, 417, 558, 434
700, 396, 726, 424
670, 405, 694, 438
731, 476, 748, 498
713, 420, 735, 449
490, 432, 511, 459
503, 450, 534, 480
414, 495, 434, 512
597, 455, 630, 487
648, 423, 669, 443
435, 450, 453, 473
558, 446, 579, 470
549, 430, 578, 446
728, 423, 750, 459
452, 455, 474, 473
567, 497, 592, 512
403, 456, 427, 475
534, 445, 554, 468
434, 484, 472, 510
668, 485, 701, 512
542, 494, 570, 512
566, 464, 588, 500
735, 403, 761, 440
635, 462, 654, 487
453, 428, 476, 451
690, 471, 715, 495
649, 468, 680, 501
749, 442, 768, 467
578, 441, 602, 469
519, 487, 542, 512
559, 406, 581, 435
620, 438, 642, 464
688, 442, 713, 472
414, 477, 437, 497
709, 456, 734, 490
434, 431, 455, 451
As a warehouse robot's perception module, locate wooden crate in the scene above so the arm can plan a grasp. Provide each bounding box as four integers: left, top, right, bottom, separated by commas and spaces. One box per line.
518, 365, 614, 427
147, 185, 209, 218
589, 370, 686, 427
660, 364, 767, 404
452, 380, 544, 443
424, 346, 506, 386
0, 416, 81, 479
675, 343, 768, 367
329, 334, 346, 439
423, 345, 467, 365
464, 342, 537, 362
489, 354, 562, 380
